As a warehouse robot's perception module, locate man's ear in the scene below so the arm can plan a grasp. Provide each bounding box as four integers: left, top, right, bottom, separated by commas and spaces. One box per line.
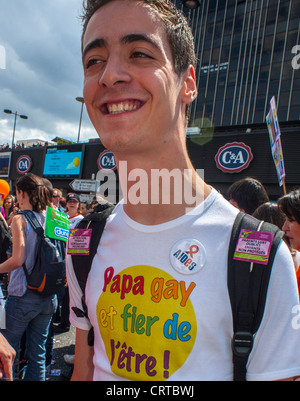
181, 65, 197, 105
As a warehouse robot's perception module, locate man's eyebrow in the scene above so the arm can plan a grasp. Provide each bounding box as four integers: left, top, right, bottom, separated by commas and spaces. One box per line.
82, 33, 161, 60
82, 38, 106, 60
121, 33, 161, 51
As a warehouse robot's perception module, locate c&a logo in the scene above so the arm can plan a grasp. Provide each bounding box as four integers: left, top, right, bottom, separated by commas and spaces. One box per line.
97, 150, 117, 172
16, 155, 32, 175
215, 142, 253, 174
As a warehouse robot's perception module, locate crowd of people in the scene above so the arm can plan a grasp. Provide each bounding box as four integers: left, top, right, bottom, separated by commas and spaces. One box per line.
0, 173, 298, 381
0, 174, 112, 380
228, 177, 300, 294
0, 171, 299, 381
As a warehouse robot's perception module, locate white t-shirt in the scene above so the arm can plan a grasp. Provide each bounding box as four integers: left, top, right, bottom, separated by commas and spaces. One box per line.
66, 188, 300, 381
68, 214, 84, 229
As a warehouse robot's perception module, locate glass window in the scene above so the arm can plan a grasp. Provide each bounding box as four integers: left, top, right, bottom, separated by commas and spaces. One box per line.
278, 2, 290, 23
266, 4, 278, 25
272, 33, 285, 63
291, 1, 300, 16
261, 35, 273, 65
212, 100, 223, 126
280, 61, 293, 92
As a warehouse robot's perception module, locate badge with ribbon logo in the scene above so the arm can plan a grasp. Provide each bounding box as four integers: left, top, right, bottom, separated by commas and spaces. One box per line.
170, 239, 207, 275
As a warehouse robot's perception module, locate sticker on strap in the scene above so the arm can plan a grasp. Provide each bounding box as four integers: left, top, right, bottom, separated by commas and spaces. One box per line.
67, 228, 92, 255
233, 229, 274, 265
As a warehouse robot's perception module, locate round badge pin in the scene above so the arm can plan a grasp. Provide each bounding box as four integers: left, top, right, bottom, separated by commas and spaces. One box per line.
170, 238, 207, 275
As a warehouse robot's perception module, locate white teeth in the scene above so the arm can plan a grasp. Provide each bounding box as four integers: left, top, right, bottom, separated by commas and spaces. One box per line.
107, 102, 138, 114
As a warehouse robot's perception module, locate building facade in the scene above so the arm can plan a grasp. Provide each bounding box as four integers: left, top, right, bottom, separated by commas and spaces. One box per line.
175, 0, 300, 128
3, 1, 300, 202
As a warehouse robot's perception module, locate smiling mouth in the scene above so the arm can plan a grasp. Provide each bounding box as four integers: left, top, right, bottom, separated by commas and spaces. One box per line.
101, 100, 144, 115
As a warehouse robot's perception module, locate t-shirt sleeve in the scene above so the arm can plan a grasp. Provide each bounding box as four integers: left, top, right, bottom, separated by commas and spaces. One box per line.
66, 253, 92, 331
247, 241, 300, 381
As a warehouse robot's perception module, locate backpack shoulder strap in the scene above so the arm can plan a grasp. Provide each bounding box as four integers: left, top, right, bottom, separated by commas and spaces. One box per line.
19, 210, 44, 237
228, 212, 284, 381
71, 205, 114, 296
19, 210, 45, 279
70, 205, 114, 347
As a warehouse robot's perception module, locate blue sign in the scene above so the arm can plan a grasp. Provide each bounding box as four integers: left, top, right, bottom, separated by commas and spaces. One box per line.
215, 142, 253, 173
43, 149, 82, 177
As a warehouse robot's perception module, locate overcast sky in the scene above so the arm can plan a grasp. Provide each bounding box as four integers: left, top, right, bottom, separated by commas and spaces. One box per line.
0, 0, 96, 146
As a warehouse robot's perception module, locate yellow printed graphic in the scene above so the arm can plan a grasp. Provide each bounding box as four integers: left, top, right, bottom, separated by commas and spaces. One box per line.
96, 265, 197, 381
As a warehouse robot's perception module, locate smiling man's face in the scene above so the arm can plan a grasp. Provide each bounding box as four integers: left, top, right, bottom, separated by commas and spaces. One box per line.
82, 0, 191, 156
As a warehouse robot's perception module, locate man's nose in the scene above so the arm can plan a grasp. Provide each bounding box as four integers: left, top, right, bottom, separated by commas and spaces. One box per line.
98, 55, 131, 88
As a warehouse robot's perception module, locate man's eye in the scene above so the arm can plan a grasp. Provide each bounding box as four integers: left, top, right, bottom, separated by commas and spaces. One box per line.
86, 58, 102, 69
131, 51, 152, 59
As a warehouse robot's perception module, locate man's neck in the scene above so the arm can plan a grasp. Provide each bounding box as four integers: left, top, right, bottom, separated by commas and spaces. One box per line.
116, 153, 211, 225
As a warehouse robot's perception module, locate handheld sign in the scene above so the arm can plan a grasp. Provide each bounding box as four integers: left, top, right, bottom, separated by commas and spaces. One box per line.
45, 206, 70, 242
266, 96, 286, 194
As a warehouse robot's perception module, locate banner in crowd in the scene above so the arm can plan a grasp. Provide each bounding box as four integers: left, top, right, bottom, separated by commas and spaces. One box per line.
45, 206, 70, 242
266, 96, 286, 192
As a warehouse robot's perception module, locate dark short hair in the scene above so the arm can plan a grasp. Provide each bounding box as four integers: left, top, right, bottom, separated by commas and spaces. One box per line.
228, 177, 269, 215
80, 0, 196, 76
252, 202, 285, 229
278, 189, 300, 225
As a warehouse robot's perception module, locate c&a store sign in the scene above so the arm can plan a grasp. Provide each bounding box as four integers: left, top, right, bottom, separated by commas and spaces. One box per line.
215, 142, 253, 173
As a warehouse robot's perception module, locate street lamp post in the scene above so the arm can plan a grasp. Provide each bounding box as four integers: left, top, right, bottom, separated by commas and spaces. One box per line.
3, 109, 28, 148
76, 97, 85, 143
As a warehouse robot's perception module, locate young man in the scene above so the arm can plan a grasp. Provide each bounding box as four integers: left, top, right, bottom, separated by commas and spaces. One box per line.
66, 0, 300, 381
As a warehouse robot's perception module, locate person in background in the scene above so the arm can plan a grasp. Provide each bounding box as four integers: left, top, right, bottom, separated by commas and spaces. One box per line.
80, 202, 89, 217
0, 333, 15, 381
228, 177, 269, 215
278, 189, 300, 297
66, 194, 84, 229
0, 173, 57, 381
60, 197, 67, 212
52, 188, 65, 213
56, 194, 84, 335
252, 201, 286, 229
2, 195, 15, 227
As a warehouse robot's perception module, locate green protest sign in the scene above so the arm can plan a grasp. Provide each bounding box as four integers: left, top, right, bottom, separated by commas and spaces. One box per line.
44, 206, 70, 242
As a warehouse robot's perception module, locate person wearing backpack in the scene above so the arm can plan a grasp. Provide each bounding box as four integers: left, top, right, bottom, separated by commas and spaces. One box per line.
66, 0, 300, 381
0, 173, 58, 381
278, 190, 300, 298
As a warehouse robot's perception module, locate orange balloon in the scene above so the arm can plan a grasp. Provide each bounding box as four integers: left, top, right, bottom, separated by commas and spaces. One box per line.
0, 180, 10, 198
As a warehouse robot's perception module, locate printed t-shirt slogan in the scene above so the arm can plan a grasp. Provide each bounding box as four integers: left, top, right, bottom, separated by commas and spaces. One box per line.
96, 265, 197, 381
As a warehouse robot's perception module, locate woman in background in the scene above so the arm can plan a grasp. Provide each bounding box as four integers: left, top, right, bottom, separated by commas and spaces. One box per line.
0, 173, 57, 381
2, 195, 15, 227
66, 193, 83, 229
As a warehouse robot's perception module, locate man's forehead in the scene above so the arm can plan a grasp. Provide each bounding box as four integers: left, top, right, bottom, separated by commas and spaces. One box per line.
82, 1, 165, 49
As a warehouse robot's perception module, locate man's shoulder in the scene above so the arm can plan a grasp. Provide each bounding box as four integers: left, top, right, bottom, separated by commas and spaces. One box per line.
193, 189, 239, 227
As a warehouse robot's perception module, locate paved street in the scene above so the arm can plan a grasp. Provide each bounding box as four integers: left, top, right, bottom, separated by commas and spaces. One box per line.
47, 325, 76, 381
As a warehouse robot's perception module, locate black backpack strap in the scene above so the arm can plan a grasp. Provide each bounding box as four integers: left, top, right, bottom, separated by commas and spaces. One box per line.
19, 210, 44, 278
228, 212, 284, 381
71, 206, 114, 346
19, 210, 44, 237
